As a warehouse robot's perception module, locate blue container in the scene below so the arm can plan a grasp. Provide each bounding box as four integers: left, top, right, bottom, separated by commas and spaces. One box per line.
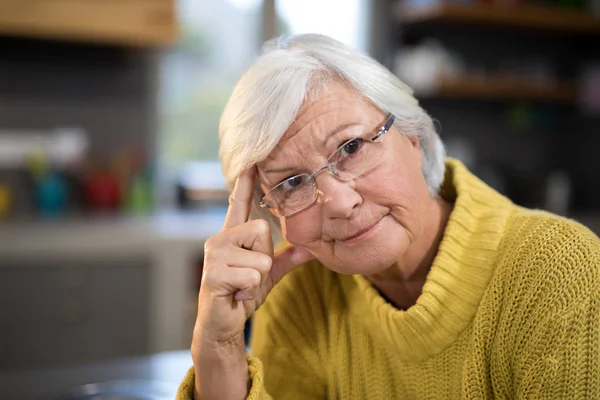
37, 171, 68, 218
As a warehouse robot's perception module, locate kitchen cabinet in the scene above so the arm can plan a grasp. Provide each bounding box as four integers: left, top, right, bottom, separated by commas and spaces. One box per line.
0, 211, 224, 369
0, 256, 151, 370
0, 0, 176, 47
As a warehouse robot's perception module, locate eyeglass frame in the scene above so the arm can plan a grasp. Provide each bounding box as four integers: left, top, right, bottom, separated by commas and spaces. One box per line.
259, 113, 396, 217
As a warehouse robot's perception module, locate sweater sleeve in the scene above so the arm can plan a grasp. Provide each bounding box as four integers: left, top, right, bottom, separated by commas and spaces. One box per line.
514, 290, 600, 398
175, 353, 270, 400
512, 222, 600, 399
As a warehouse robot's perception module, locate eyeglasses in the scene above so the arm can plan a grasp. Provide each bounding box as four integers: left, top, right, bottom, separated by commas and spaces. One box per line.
259, 114, 396, 217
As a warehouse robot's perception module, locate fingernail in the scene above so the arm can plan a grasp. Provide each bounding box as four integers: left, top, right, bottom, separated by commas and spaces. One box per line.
234, 290, 245, 301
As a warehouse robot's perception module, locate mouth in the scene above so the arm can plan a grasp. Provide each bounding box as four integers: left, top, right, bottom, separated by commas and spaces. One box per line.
338, 218, 383, 244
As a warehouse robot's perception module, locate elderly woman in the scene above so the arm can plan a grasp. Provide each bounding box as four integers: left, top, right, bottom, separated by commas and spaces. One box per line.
177, 34, 600, 400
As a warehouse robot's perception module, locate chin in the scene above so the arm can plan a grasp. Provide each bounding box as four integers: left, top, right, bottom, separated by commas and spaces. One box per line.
325, 218, 411, 275
326, 257, 394, 275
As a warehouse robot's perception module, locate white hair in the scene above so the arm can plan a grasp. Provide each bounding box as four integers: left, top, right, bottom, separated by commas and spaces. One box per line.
219, 33, 445, 239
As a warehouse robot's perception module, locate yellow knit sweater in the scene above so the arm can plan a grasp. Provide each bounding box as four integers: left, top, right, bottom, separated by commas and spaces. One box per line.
178, 159, 600, 399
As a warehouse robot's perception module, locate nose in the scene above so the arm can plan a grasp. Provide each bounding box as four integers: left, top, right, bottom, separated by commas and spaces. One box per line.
315, 173, 362, 219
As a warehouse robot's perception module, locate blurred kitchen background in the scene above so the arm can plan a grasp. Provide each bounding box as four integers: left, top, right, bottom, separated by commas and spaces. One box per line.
0, 0, 598, 398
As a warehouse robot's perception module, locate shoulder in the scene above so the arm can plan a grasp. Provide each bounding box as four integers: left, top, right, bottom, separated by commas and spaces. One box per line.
497, 208, 599, 312
505, 208, 600, 271
487, 210, 600, 394
484, 210, 599, 363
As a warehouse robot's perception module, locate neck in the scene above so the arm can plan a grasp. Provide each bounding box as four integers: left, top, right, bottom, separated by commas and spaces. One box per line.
367, 196, 453, 310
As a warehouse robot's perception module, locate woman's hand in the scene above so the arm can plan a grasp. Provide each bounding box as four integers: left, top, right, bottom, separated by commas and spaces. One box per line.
191, 166, 313, 400
195, 166, 312, 342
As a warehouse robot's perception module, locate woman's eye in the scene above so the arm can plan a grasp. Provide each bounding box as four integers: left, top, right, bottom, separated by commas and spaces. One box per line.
340, 139, 363, 156
282, 175, 305, 190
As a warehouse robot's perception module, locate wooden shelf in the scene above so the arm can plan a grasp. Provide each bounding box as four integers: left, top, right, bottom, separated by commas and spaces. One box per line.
0, 0, 177, 47
185, 188, 230, 202
397, 4, 600, 35
417, 76, 576, 103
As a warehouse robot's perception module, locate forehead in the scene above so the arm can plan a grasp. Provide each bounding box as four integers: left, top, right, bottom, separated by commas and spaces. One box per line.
283, 82, 366, 141
264, 82, 377, 162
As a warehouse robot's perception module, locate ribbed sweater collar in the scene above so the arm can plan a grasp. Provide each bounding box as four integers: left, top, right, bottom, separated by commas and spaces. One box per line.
341, 159, 514, 362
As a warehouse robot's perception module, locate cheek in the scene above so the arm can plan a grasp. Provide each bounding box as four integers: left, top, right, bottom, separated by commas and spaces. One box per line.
364, 149, 430, 228
377, 141, 429, 203
280, 209, 323, 246
365, 165, 419, 207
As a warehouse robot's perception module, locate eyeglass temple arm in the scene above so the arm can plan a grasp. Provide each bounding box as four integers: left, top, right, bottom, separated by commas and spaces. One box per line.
370, 114, 395, 141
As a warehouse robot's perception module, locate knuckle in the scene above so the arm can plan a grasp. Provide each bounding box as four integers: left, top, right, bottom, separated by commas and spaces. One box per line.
248, 269, 262, 287
200, 268, 218, 288
259, 254, 273, 270
253, 219, 270, 235
209, 246, 226, 262
229, 192, 249, 207
228, 193, 237, 206
204, 245, 225, 267
203, 236, 217, 253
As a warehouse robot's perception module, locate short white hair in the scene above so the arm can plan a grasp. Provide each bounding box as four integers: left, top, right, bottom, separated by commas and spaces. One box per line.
219, 33, 445, 239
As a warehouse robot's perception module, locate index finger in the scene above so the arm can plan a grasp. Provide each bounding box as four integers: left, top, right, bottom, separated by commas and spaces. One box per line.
223, 166, 257, 229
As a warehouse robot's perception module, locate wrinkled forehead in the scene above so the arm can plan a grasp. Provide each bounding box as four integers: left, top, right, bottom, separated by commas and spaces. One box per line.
265, 85, 380, 164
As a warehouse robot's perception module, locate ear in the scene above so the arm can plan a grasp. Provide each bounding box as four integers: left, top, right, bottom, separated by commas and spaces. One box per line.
408, 136, 424, 170
408, 135, 421, 150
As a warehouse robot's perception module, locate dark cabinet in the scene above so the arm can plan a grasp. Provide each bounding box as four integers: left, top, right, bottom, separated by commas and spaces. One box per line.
0, 256, 151, 370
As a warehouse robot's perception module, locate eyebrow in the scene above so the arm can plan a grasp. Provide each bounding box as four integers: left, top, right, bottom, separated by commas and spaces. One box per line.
264, 122, 362, 175
322, 122, 362, 147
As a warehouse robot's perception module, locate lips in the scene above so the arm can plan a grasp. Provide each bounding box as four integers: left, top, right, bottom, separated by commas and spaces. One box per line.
338, 219, 381, 242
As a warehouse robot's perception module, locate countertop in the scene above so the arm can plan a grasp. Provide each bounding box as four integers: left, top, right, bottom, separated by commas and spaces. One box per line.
0, 208, 228, 354
0, 208, 227, 258
0, 350, 193, 400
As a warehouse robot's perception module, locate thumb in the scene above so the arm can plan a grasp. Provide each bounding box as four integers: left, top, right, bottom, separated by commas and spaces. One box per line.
269, 246, 313, 287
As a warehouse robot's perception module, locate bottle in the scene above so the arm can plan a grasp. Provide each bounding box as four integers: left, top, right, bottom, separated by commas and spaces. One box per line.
544, 170, 571, 216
